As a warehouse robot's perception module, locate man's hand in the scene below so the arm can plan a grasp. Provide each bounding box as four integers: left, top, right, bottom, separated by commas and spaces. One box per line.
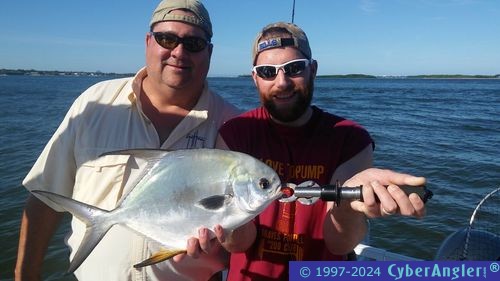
345, 168, 427, 218
173, 225, 226, 262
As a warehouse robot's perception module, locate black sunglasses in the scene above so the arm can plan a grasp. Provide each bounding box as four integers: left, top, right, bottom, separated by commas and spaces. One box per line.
150, 32, 210, 53
253, 59, 311, 79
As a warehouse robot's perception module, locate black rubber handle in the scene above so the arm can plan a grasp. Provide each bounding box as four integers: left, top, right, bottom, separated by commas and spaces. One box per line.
294, 184, 433, 205
352, 185, 433, 203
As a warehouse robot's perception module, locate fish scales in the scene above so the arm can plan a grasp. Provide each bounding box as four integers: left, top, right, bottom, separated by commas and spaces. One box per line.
123, 151, 255, 245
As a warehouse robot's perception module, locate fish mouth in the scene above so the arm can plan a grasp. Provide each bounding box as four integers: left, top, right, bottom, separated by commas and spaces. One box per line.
269, 190, 285, 202
256, 185, 288, 206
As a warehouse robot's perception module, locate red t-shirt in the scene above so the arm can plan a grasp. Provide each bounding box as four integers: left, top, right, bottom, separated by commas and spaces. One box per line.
219, 106, 373, 281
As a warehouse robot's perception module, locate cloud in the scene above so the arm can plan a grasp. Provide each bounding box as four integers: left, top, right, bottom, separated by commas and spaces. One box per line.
360, 0, 378, 13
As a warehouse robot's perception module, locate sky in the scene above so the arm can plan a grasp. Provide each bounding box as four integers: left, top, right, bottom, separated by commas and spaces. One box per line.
1, 0, 499, 77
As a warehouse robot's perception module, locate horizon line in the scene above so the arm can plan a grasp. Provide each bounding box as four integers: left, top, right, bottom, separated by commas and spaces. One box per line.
2, 68, 500, 79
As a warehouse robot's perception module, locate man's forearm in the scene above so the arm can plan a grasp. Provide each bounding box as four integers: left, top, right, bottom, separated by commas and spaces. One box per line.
15, 195, 63, 280
323, 203, 367, 255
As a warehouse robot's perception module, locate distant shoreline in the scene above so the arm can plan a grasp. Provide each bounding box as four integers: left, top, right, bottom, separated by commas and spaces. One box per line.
0, 68, 134, 77
318, 74, 500, 79
1, 69, 499, 79
239, 73, 500, 79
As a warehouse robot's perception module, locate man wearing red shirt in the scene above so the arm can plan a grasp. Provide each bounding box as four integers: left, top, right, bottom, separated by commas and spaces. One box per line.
184, 22, 427, 281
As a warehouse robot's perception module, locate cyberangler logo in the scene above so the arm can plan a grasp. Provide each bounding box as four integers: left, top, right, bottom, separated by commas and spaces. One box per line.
388, 263, 488, 280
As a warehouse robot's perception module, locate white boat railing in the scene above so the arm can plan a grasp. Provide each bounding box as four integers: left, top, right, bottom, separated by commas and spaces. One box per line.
354, 243, 423, 261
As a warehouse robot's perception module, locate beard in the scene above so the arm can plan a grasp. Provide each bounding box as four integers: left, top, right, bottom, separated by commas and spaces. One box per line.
262, 78, 314, 123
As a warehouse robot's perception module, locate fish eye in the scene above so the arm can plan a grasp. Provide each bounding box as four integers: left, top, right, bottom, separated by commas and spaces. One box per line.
259, 178, 270, 189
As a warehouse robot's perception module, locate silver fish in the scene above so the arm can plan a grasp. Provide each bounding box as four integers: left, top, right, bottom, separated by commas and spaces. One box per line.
32, 149, 282, 272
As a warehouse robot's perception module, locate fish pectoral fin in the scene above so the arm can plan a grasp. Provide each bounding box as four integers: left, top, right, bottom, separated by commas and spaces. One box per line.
196, 194, 233, 210
133, 249, 187, 269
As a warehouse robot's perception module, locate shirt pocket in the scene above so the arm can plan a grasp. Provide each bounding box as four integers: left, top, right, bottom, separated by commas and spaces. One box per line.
74, 154, 131, 210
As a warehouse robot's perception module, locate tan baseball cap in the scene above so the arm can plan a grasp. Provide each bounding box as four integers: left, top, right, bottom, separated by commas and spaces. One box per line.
150, 0, 212, 39
252, 22, 312, 65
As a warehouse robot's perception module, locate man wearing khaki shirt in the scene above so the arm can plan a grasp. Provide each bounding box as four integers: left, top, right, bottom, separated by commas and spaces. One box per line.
15, 1, 239, 280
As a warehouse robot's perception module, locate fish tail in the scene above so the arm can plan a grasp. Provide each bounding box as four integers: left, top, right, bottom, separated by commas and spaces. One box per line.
31, 190, 115, 273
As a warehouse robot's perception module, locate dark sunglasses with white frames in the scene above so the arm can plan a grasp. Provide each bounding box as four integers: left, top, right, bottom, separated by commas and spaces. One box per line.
253, 59, 311, 79
149, 32, 210, 53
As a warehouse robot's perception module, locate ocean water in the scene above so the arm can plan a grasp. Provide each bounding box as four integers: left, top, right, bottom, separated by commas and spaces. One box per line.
1, 75, 499, 280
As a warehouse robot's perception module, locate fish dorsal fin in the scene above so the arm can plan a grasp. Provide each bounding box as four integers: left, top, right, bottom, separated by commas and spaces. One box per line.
133, 248, 187, 268
196, 194, 233, 211
100, 149, 171, 206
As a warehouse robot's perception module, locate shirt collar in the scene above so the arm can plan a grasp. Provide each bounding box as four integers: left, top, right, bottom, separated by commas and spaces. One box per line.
129, 67, 147, 105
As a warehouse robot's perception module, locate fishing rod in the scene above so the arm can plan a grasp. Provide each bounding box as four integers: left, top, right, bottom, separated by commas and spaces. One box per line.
291, 0, 296, 23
